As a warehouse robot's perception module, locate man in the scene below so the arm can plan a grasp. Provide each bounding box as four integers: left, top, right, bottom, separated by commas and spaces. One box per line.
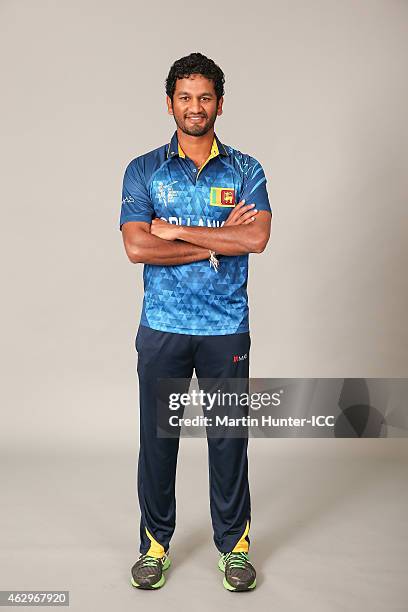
120, 52, 272, 591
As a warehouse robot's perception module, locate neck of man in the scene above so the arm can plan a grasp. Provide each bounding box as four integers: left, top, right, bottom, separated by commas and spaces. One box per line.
177, 127, 215, 168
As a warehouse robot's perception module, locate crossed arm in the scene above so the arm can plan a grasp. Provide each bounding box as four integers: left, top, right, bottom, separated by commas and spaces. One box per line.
121, 200, 272, 265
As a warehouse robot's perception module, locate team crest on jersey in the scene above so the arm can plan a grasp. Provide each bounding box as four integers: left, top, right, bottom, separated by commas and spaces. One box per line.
210, 187, 236, 207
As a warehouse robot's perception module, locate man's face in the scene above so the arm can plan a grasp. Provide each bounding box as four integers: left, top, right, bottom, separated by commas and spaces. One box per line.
167, 74, 223, 137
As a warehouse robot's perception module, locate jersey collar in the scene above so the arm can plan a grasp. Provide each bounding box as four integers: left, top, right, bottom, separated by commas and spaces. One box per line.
166, 130, 229, 159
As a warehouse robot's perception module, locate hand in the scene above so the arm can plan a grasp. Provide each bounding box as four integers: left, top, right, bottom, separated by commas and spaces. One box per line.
150, 218, 180, 241
223, 200, 258, 226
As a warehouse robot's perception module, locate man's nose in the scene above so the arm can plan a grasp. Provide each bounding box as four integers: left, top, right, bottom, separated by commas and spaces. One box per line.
189, 98, 203, 114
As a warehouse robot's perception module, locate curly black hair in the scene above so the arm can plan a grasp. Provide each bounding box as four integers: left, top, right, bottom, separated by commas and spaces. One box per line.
165, 52, 225, 102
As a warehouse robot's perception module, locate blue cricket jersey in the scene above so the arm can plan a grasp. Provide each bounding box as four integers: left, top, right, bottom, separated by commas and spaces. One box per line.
120, 130, 271, 335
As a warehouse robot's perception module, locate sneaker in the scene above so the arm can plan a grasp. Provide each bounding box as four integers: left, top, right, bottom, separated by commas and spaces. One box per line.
131, 552, 171, 590
218, 551, 256, 591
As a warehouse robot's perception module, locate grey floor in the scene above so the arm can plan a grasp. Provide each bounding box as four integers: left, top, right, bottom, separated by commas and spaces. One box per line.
1, 439, 407, 611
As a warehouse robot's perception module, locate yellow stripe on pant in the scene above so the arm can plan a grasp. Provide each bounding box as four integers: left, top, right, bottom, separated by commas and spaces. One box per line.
232, 520, 250, 553
145, 527, 165, 558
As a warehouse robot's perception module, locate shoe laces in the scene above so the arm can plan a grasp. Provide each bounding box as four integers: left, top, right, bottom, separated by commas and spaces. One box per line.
223, 551, 249, 568
138, 553, 163, 567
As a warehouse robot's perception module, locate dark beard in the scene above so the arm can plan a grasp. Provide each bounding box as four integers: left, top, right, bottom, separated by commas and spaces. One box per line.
174, 112, 218, 137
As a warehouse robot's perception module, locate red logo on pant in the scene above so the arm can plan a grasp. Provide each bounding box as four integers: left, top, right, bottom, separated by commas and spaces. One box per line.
233, 353, 248, 362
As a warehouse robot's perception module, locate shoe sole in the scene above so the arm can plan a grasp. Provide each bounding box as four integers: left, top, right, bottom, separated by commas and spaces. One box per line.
218, 557, 257, 592
131, 556, 171, 590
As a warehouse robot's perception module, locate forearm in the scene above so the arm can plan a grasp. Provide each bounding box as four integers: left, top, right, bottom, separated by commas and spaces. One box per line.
126, 232, 210, 265
177, 224, 261, 255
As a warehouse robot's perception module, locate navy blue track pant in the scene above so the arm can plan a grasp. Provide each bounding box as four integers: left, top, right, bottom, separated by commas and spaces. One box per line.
135, 324, 251, 555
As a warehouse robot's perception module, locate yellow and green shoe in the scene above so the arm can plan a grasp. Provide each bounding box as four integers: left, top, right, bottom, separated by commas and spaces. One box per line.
218, 551, 256, 591
131, 552, 171, 590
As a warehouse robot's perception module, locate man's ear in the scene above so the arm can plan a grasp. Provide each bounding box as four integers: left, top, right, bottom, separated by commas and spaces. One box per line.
217, 96, 224, 116
166, 95, 174, 115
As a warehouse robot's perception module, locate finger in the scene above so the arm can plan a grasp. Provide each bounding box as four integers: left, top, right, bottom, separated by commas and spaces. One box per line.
228, 199, 246, 215
225, 205, 257, 226
238, 208, 259, 222
233, 203, 256, 220
231, 207, 258, 225
243, 216, 257, 224
227, 200, 253, 222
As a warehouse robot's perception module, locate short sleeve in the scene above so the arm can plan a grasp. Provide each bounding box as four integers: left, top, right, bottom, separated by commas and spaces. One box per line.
241, 157, 271, 213
119, 159, 154, 229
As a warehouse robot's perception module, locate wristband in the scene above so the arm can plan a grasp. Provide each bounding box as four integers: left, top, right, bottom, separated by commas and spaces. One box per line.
209, 250, 219, 272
